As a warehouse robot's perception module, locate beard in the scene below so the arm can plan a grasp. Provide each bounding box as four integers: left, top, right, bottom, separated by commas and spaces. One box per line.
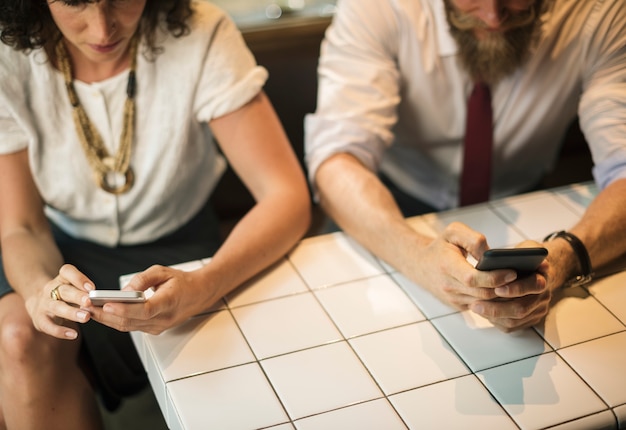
444, 0, 544, 84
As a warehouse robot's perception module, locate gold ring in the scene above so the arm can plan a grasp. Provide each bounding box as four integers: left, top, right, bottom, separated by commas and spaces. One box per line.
50, 284, 63, 301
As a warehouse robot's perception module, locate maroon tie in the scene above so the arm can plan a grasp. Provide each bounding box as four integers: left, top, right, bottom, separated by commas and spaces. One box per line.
459, 82, 493, 206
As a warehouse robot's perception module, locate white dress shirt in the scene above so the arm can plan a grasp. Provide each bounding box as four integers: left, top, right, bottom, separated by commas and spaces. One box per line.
305, 0, 626, 210
0, 1, 268, 246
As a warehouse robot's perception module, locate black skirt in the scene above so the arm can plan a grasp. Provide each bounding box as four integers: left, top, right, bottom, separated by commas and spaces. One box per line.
0, 200, 222, 411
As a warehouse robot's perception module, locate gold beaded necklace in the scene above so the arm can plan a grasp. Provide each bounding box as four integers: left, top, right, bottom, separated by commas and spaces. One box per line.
55, 35, 139, 195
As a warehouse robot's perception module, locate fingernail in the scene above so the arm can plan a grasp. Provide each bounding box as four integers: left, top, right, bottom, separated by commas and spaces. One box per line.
84, 282, 95, 291
495, 286, 508, 296
77, 311, 88, 321
473, 304, 484, 314
66, 330, 78, 339
505, 272, 517, 283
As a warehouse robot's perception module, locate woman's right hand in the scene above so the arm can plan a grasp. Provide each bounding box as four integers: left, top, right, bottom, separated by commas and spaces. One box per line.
26, 264, 95, 340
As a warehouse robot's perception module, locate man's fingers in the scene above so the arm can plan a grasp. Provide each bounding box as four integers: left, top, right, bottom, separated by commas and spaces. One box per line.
441, 221, 489, 259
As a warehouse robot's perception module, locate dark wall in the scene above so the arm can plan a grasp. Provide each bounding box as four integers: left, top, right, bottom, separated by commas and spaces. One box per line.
210, 19, 329, 225
540, 119, 593, 189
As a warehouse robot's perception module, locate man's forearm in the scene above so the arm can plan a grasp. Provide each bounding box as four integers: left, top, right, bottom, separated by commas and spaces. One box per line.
316, 153, 432, 278
570, 178, 626, 273
1, 227, 63, 301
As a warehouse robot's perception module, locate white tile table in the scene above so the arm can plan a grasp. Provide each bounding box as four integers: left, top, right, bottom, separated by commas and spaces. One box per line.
125, 182, 626, 430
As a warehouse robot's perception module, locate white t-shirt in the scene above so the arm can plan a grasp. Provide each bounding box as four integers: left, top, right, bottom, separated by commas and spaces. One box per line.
0, 1, 268, 246
305, 0, 626, 210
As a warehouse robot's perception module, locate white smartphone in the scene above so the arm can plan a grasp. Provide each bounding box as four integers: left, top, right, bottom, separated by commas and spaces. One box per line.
89, 290, 146, 306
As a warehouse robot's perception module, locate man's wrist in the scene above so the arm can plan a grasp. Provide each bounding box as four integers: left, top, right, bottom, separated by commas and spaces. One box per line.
543, 230, 594, 287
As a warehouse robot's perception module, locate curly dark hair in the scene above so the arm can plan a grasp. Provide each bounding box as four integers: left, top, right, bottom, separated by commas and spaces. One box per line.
0, 0, 193, 59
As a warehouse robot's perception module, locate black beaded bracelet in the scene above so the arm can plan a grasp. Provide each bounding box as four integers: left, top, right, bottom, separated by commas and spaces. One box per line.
543, 230, 594, 287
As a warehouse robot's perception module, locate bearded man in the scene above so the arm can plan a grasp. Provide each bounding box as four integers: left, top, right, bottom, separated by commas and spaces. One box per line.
304, 0, 626, 332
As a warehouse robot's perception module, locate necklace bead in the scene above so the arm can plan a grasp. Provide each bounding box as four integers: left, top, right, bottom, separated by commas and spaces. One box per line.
56, 36, 139, 195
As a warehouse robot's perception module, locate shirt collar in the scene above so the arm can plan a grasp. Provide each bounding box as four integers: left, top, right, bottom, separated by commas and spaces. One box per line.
430, 0, 458, 57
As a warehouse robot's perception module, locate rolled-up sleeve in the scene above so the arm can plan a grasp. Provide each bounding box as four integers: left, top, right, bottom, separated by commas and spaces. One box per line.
193, 10, 268, 122
304, 0, 401, 195
578, 0, 626, 189
0, 58, 31, 155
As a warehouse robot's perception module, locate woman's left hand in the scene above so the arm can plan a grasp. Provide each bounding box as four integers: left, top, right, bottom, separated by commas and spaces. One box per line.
86, 264, 215, 335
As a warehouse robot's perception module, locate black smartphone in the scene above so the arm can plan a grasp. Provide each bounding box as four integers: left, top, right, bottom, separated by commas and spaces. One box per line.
476, 247, 548, 275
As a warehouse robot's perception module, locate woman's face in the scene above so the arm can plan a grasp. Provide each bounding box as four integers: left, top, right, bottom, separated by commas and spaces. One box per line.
48, 0, 147, 70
